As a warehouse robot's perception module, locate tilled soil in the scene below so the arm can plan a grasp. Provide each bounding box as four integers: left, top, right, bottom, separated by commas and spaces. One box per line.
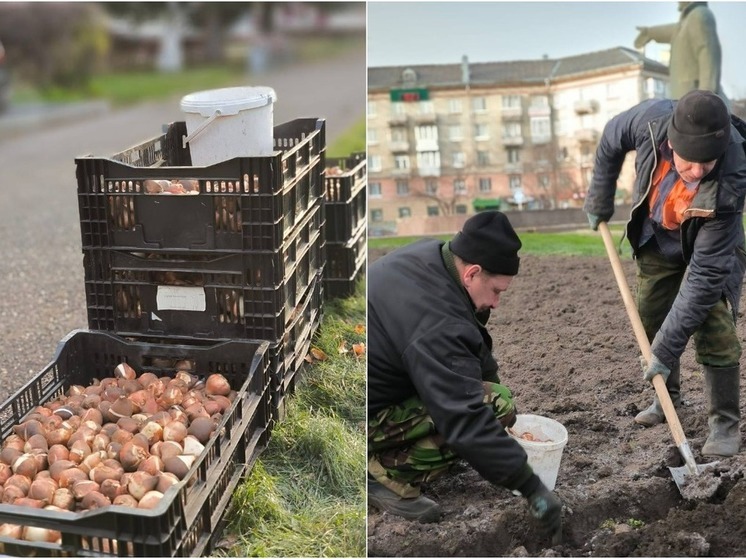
367, 250, 746, 557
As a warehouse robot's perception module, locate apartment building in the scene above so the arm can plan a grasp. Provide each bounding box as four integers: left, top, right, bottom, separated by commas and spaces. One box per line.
367, 47, 669, 236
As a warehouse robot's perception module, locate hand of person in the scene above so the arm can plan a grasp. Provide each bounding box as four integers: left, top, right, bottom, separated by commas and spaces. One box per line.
586, 213, 603, 231
526, 481, 562, 539
634, 26, 650, 49
641, 353, 671, 383
499, 405, 517, 429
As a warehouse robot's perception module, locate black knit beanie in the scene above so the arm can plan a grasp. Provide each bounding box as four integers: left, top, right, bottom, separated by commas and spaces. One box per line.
668, 90, 730, 163
450, 211, 522, 275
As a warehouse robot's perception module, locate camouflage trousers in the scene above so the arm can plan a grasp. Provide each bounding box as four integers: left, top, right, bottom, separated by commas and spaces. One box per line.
368, 381, 515, 498
636, 247, 741, 367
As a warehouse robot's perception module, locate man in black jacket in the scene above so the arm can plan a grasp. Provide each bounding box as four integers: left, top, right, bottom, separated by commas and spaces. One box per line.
368, 211, 563, 537
584, 90, 746, 457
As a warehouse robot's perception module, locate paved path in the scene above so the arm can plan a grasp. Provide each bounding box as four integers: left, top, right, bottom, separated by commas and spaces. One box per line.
0, 45, 365, 402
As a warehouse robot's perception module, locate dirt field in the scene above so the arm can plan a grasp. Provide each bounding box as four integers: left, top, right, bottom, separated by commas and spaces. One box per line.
367, 249, 746, 557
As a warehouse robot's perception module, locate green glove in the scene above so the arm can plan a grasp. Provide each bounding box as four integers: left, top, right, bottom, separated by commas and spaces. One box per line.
526, 481, 562, 540
586, 213, 603, 231
642, 353, 671, 383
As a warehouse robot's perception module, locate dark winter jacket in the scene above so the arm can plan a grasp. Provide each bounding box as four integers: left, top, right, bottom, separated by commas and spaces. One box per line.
584, 98, 746, 369
368, 239, 536, 493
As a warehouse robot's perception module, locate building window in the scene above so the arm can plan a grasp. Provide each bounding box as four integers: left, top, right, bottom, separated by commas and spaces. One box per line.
530, 116, 551, 139
419, 101, 435, 114
453, 152, 466, 168
369, 182, 382, 198
502, 95, 521, 109
368, 128, 378, 145
455, 204, 468, 214
503, 122, 522, 139
369, 154, 382, 172
530, 95, 549, 108
477, 151, 489, 166
449, 124, 463, 141
507, 147, 520, 163
392, 101, 406, 115
368, 101, 377, 117
479, 178, 492, 193
509, 175, 522, 189
399, 207, 412, 218
427, 206, 440, 216
425, 179, 438, 195
394, 155, 410, 170
472, 97, 487, 112
396, 180, 409, 196
371, 209, 383, 222
417, 151, 441, 170
415, 125, 438, 142
391, 127, 407, 142
454, 179, 467, 195
448, 98, 463, 114
474, 123, 489, 140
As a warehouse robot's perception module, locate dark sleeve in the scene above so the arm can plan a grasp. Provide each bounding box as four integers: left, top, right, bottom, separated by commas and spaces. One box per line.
652, 213, 743, 367
402, 319, 534, 491
584, 101, 656, 219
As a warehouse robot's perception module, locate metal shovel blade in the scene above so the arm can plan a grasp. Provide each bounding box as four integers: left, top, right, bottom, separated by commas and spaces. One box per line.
668, 442, 720, 499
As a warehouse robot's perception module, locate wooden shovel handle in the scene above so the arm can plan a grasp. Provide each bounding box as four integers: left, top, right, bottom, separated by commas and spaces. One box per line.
598, 222, 688, 448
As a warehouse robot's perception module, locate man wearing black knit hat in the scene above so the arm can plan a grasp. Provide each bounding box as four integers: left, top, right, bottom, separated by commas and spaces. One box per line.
585, 90, 746, 458
367, 211, 563, 538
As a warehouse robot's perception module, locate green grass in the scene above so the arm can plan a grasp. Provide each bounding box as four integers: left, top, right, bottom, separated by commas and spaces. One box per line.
222, 278, 366, 558
327, 116, 366, 160
368, 225, 631, 258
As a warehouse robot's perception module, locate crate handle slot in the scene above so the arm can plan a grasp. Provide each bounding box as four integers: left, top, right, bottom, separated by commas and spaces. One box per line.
182, 110, 223, 148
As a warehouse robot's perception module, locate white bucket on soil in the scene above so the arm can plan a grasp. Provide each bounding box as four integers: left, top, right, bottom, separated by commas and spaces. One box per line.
179, 86, 277, 166
509, 414, 568, 491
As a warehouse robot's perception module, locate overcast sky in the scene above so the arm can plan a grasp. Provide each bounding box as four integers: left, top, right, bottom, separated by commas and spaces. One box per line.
367, 2, 746, 99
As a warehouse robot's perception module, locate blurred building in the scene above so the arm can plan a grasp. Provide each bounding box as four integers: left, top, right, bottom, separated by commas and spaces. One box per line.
367, 47, 669, 237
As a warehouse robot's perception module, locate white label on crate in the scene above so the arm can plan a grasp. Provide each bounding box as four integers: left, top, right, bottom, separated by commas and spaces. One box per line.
156, 286, 206, 312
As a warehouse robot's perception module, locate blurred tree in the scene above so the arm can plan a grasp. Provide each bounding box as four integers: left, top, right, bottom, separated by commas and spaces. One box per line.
0, 3, 109, 91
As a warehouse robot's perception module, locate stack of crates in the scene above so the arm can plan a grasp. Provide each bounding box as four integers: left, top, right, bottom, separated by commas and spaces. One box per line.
323, 152, 367, 299
0, 118, 326, 556
77, 118, 327, 422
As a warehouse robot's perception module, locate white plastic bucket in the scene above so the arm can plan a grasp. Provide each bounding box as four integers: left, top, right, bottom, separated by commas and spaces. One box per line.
509, 414, 568, 491
179, 86, 277, 166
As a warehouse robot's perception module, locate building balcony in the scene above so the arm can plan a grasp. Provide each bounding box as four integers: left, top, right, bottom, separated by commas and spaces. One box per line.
413, 113, 438, 124
388, 114, 408, 126
574, 99, 600, 115
504, 162, 523, 174
389, 141, 410, 153
502, 135, 524, 146
415, 139, 439, 152
575, 128, 600, 143
531, 134, 552, 145
417, 166, 441, 177
501, 106, 523, 119
528, 106, 551, 117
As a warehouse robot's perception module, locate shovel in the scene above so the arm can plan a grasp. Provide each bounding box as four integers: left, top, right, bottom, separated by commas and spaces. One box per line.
598, 222, 718, 495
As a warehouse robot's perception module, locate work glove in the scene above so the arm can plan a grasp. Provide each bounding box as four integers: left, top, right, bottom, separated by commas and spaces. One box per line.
634, 26, 650, 49
640, 353, 671, 383
499, 405, 517, 429
586, 213, 603, 231
526, 481, 563, 540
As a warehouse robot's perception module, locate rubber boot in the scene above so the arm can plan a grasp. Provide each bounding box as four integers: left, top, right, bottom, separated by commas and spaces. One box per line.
368, 479, 441, 523
701, 365, 741, 458
634, 363, 681, 427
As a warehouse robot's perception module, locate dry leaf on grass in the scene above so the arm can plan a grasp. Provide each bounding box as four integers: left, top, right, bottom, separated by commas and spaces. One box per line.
354, 323, 366, 335
338, 340, 349, 354
309, 347, 328, 361
352, 342, 366, 357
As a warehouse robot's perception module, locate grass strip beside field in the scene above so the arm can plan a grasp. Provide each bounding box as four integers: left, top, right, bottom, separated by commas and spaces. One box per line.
223, 279, 366, 558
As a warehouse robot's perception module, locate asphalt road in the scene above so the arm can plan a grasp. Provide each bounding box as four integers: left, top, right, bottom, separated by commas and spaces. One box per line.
0, 45, 366, 403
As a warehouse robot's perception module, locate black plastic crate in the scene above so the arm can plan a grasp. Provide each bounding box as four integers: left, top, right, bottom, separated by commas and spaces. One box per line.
0, 329, 271, 557
76, 118, 325, 253
323, 153, 366, 244
324, 223, 366, 300
83, 205, 324, 342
